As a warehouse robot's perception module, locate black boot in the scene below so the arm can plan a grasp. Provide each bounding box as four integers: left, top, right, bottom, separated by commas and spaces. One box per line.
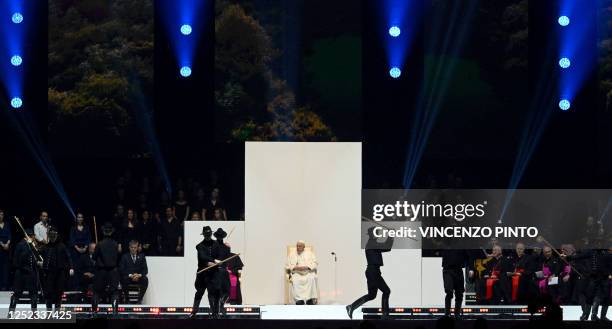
346, 305, 354, 319
219, 296, 228, 318
111, 296, 119, 317
381, 297, 390, 319
208, 297, 219, 319
455, 298, 463, 319
189, 297, 201, 319
91, 294, 99, 315
8, 294, 17, 318
592, 299, 601, 321
31, 293, 38, 311
580, 303, 591, 321
444, 292, 452, 316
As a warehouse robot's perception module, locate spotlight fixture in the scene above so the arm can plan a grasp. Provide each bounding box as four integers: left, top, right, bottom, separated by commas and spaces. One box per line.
180, 24, 192, 36
558, 16, 570, 27
389, 26, 401, 37
559, 99, 570, 111
389, 67, 401, 79
558, 57, 570, 69
180, 66, 192, 77
11, 55, 22, 66
12, 12, 23, 24
11, 97, 23, 109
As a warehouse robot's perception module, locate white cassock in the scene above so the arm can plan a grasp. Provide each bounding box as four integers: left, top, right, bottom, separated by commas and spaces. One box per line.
286, 250, 318, 302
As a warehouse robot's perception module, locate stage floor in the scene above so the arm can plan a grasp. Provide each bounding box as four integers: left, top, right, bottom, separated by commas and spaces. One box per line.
0, 304, 592, 320
2, 318, 612, 329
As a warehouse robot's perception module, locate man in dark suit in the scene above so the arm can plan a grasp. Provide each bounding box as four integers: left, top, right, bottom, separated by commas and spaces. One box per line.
9, 229, 39, 312
77, 242, 96, 299
93, 222, 120, 315
119, 240, 148, 303
346, 227, 393, 319
189, 226, 221, 319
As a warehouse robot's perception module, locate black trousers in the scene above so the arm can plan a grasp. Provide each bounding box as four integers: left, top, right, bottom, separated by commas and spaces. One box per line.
43, 269, 68, 308
193, 270, 220, 316
93, 268, 120, 309
217, 267, 230, 302
11, 269, 38, 309
443, 268, 464, 314
349, 266, 390, 315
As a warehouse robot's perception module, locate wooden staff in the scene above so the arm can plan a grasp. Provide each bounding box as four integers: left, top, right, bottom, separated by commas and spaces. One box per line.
197, 253, 241, 274
537, 235, 583, 278
226, 227, 236, 240
93, 216, 98, 244
13, 216, 43, 262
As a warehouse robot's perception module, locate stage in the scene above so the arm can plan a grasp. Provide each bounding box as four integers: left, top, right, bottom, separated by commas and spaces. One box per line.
18, 319, 612, 329
0, 304, 600, 321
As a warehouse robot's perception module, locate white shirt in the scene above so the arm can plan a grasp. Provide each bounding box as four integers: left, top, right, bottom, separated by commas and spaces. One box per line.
34, 221, 48, 243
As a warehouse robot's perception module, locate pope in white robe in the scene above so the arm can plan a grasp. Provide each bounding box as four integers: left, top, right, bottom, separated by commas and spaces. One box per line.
286, 240, 319, 304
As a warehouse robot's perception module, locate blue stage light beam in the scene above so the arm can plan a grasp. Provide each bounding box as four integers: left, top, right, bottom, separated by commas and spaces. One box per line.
129, 79, 173, 195
558, 1, 597, 107
0, 1, 76, 218
381, 0, 422, 74
599, 196, 612, 228
157, 0, 207, 77
403, 0, 478, 189
0, 100, 76, 217
499, 48, 560, 223
1, 1, 29, 109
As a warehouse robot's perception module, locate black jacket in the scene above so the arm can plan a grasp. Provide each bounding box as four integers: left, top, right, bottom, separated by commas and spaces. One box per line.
506, 253, 537, 277
94, 237, 120, 269
119, 252, 148, 280
196, 239, 220, 270
77, 253, 96, 275
364, 237, 393, 266
41, 241, 73, 271
441, 249, 471, 270
568, 250, 610, 277
13, 239, 37, 272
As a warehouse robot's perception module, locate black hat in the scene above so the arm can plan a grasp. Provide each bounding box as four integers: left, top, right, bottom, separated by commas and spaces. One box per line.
201, 226, 212, 235
25, 228, 34, 235
214, 228, 227, 239
102, 222, 114, 234
48, 225, 59, 233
